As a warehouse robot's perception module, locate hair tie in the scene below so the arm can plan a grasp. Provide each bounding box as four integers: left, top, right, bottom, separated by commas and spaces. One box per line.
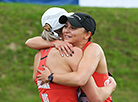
51, 29, 62, 40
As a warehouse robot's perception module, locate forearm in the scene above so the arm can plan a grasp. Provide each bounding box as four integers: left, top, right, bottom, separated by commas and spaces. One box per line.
51, 63, 92, 86
25, 36, 55, 49
81, 77, 104, 102
98, 77, 116, 99
81, 77, 116, 102
52, 72, 86, 86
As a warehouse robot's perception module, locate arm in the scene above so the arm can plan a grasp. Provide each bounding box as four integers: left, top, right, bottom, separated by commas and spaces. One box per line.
25, 36, 74, 56
36, 43, 116, 101
37, 43, 102, 86
33, 51, 41, 81
37, 47, 83, 86
25, 36, 55, 50
81, 76, 116, 102
52, 43, 101, 86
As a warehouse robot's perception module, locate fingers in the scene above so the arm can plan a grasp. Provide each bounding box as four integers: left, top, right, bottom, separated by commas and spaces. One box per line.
109, 76, 117, 89
36, 65, 51, 85
37, 76, 47, 85
36, 75, 41, 80
67, 43, 74, 54
37, 70, 43, 73
56, 46, 64, 57
42, 65, 47, 70
56, 45, 74, 57
40, 81, 45, 85
63, 44, 73, 56
62, 43, 74, 57
109, 76, 114, 82
61, 46, 69, 57
54, 41, 74, 57
36, 74, 47, 83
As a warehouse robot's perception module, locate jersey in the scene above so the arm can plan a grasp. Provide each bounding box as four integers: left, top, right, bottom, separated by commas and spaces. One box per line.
34, 47, 78, 102
79, 42, 112, 102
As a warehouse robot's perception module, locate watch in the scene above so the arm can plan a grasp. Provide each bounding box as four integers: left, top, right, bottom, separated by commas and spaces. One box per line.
48, 73, 54, 83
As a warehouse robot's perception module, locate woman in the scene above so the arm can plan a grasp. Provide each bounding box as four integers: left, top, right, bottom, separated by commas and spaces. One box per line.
32, 7, 82, 102
25, 8, 115, 101
57, 12, 113, 101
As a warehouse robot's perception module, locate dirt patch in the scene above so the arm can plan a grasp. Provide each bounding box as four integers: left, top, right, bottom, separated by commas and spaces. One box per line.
7, 42, 17, 51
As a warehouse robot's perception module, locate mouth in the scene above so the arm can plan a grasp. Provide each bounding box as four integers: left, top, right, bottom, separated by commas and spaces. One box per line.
64, 35, 72, 39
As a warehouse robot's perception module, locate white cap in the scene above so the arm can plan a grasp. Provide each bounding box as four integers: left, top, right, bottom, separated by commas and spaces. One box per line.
41, 7, 68, 31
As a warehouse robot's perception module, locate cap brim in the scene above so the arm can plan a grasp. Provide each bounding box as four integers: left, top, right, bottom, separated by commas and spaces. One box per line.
59, 15, 68, 24
59, 15, 82, 28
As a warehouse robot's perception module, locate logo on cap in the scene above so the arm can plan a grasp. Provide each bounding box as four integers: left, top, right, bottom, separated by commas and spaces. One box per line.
68, 16, 74, 19
74, 14, 81, 20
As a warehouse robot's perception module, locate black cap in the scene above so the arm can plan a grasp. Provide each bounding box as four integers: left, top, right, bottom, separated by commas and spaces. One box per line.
59, 12, 96, 36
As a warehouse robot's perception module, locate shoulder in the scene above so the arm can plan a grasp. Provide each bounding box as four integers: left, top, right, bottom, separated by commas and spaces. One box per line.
34, 51, 41, 60
69, 47, 83, 60
51, 47, 82, 63
65, 47, 82, 64
86, 43, 103, 51
66, 47, 82, 71
87, 42, 102, 49
50, 47, 82, 58
84, 42, 104, 57
48, 47, 82, 71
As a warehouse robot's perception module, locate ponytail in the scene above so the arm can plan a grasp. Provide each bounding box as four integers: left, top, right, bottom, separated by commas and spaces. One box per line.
41, 24, 60, 41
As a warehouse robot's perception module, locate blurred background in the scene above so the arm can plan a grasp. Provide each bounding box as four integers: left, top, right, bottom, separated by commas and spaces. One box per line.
0, 0, 138, 102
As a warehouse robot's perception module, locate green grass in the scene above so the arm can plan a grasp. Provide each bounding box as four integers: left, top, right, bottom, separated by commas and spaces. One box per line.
0, 2, 138, 102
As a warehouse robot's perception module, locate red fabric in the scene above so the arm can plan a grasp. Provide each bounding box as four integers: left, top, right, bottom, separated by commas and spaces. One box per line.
92, 72, 112, 102
82, 42, 92, 52
34, 48, 78, 102
82, 42, 112, 102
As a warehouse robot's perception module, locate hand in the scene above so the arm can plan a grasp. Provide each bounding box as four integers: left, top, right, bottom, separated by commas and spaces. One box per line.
37, 65, 51, 85
52, 40, 74, 57
109, 76, 117, 91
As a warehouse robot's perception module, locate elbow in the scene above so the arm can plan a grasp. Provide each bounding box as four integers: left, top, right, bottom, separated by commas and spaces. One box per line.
78, 80, 87, 86
96, 97, 104, 102
95, 99, 103, 102
75, 77, 88, 86
25, 39, 34, 49
89, 96, 104, 102
87, 89, 105, 102
25, 39, 29, 46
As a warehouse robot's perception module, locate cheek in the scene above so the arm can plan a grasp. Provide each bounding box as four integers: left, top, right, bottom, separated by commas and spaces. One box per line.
71, 30, 79, 36
62, 28, 65, 34
72, 31, 83, 39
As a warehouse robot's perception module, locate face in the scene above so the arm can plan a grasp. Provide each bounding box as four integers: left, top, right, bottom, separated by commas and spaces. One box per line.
62, 21, 88, 47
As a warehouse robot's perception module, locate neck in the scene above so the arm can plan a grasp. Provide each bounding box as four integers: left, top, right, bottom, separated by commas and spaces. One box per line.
73, 40, 88, 49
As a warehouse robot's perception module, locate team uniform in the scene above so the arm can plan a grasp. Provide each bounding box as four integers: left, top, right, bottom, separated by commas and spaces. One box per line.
34, 47, 78, 102
78, 42, 112, 102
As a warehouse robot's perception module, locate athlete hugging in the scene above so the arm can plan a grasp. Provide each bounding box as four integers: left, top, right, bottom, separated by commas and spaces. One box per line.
25, 7, 116, 102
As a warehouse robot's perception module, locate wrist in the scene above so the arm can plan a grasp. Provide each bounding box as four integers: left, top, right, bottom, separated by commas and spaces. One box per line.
48, 73, 54, 83
51, 40, 57, 47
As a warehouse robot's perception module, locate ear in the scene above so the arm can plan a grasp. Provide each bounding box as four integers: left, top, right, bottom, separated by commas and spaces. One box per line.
84, 31, 91, 40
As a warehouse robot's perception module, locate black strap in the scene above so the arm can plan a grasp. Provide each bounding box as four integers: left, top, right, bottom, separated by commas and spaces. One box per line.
80, 93, 87, 97
40, 55, 47, 60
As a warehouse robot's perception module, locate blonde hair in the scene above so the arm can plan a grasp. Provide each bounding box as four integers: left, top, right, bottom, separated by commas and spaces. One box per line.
41, 24, 61, 41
